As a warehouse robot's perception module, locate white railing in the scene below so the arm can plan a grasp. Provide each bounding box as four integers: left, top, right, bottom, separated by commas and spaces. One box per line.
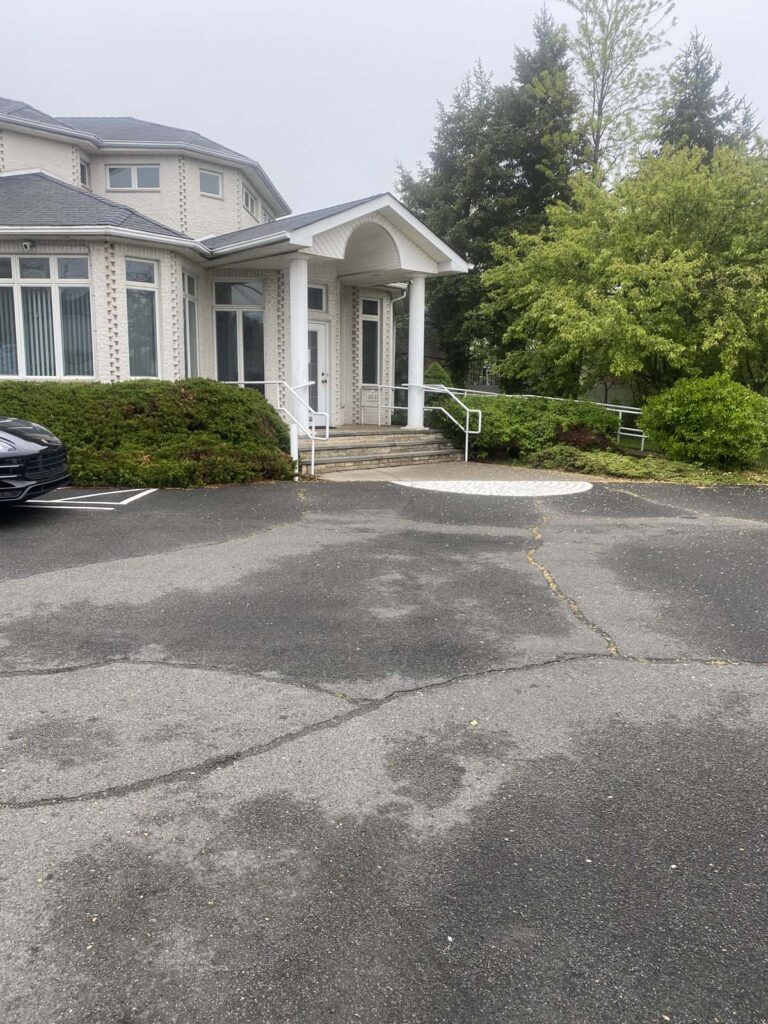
221, 379, 329, 477
359, 383, 483, 462
422, 386, 646, 450
360, 383, 645, 456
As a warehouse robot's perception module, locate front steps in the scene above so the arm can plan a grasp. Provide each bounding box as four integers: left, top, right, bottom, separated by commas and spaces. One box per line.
299, 427, 462, 475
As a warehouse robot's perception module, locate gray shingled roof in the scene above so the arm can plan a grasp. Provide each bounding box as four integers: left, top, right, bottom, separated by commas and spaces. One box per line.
58, 116, 253, 164
205, 195, 387, 251
0, 172, 189, 239
0, 97, 70, 131
0, 96, 290, 214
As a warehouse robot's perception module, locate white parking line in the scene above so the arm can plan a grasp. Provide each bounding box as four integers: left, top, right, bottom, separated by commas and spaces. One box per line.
23, 487, 157, 512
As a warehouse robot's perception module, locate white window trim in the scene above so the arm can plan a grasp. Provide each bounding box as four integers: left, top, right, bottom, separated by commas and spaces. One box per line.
79, 160, 91, 190
243, 185, 260, 220
125, 259, 160, 379
107, 164, 161, 192
200, 168, 223, 198
212, 278, 265, 385
183, 272, 199, 378
307, 284, 327, 313
361, 295, 381, 385
0, 255, 93, 380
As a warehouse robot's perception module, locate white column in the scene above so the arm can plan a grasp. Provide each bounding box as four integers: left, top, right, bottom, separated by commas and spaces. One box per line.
406, 274, 426, 430
288, 255, 310, 430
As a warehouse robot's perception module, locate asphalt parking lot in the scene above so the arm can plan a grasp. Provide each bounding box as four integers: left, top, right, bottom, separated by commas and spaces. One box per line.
1, 477, 767, 1023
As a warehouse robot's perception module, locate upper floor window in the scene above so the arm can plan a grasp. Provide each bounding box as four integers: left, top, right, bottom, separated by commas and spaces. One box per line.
79, 160, 91, 189
107, 164, 160, 190
243, 186, 258, 219
262, 205, 273, 223
200, 169, 223, 197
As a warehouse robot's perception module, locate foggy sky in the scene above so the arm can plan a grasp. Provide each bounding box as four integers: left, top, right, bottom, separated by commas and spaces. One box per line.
2, 0, 762, 214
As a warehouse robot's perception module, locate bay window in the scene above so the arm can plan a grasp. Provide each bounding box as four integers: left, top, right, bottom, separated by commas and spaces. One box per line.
0, 255, 93, 378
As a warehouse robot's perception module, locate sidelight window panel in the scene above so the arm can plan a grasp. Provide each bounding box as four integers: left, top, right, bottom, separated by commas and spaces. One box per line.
0, 288, 18, 375
22, 287, 55, 376
60, 288, 93, 377
127, 289, 158, 377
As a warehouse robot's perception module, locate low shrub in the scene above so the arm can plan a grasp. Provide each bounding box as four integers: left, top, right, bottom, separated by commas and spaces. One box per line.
640, 375, 768, 469
527, 444, 768, 485
0, 378, 294, 486
436, 394, 619, 459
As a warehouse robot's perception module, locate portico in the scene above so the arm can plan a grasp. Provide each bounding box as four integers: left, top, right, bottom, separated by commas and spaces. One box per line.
201, 193, 468, 435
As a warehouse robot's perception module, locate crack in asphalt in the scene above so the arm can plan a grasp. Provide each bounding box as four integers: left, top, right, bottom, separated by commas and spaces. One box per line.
2, 650, 764, 812
526, 507, 620, 657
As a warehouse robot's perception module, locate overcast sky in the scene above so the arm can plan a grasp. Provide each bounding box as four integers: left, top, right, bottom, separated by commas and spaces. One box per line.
3, 0, 763, 213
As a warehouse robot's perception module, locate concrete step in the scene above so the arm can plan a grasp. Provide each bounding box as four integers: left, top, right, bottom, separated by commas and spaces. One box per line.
300, 438, 457, 458
304, 450, 463, 475
300, 431, 445, 452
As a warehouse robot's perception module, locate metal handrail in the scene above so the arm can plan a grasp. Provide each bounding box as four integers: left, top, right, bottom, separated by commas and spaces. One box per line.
359, 383, 483, 462
221, 378, 328, 477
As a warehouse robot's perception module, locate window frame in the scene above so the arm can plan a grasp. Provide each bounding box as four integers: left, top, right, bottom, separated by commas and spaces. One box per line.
242, 186, 259, 219
200, 168, 223, 198
212, 278, 265, 387
79, 159, 91, 190
360, 296, 381, 385
307, 285, 326, 313
106, 164, 161, 191
125, 258, 160, 378
0, 255, 93, 380
183, 272, 199, 378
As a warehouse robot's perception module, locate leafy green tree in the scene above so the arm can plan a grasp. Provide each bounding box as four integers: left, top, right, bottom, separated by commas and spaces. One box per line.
398, 10, 582, 381
655, 30, 757, 157
563, 0, 676, 174
484, 147, 768, 399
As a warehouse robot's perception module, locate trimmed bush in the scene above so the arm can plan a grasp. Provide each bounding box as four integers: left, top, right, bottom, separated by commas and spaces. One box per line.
436, 394, 619, 460
0, 378, 294, 486
424, 361, 453, 388
641, 375, 768, 469
528, 444, 768, 485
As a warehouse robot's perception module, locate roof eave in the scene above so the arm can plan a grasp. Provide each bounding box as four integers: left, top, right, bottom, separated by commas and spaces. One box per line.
0, 224, 207, 253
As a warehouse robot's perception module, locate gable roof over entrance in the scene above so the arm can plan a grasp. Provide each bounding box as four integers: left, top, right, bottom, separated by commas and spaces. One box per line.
204, 193, 469, 276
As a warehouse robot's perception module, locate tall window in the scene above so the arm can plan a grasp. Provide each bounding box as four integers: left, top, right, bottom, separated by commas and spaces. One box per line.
183, 273, 199, 377
107, 165, 160, 190
126, 259, 158, 377
79, 160, 91, 189
0, 255, 93, 378
361, 297, 380, 385
213, 278, 264, 392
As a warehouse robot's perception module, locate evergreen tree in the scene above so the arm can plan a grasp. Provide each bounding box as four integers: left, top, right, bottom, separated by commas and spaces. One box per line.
398, 10, 582, 381
655, 30, 757, 157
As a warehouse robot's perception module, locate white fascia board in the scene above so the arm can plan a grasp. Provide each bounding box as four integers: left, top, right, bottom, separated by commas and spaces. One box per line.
205, 230, 292, 257
0, 224, 207, 253
0, 116, 100, 149
289, 193, 469, 274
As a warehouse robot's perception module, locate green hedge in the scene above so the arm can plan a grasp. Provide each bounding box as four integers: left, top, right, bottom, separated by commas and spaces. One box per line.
640, 375, 768, 469
433, 394, 619, 459
0, 378, 294, 486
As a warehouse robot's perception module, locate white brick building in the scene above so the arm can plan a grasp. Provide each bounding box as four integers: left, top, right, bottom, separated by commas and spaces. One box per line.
0, 98, 467, 431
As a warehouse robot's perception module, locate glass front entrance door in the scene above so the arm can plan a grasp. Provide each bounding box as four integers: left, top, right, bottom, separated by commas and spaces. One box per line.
308, 321, 329, 418
215, 308, 264, 393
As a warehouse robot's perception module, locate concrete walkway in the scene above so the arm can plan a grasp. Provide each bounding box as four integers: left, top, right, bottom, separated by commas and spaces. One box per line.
320, 459, 595, 482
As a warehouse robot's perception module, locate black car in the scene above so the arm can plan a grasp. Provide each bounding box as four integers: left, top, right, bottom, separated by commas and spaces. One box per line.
0, 417, 71, 505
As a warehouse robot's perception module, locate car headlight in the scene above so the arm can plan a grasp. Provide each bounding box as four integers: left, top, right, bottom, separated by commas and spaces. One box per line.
0, 437, 16, 452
